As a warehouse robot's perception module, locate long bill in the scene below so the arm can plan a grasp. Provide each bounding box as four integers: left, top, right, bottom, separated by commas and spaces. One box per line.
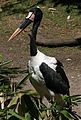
8, 12, 35, 41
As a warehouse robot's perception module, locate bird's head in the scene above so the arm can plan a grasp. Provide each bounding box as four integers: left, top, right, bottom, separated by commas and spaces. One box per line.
8, 7, 43, 41
29, 7, 43, 23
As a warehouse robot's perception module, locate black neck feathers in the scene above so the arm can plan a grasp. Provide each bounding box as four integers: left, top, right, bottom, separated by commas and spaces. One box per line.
30, 21, 40, 56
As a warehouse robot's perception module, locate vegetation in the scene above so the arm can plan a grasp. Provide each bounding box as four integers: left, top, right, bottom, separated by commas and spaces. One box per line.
1, 0, 81, 41
0, 0, 81, 15
0, 55, 81, 120
0, 0, 81, 120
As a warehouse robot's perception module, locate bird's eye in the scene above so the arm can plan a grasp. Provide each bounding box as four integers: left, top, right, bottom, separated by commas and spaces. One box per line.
26, 12, 33, 19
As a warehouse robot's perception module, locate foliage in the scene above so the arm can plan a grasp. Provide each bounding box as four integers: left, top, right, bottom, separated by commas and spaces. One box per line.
0, 55, 81, 120
0, 0, 43, 14
0, 0, 81, 15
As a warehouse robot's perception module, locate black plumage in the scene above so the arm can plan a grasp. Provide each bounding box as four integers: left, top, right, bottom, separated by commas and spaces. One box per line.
40, 62, 70, 95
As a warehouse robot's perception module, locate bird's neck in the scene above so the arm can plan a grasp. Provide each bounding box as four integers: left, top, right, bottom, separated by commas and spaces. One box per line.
30, 22, 40, 56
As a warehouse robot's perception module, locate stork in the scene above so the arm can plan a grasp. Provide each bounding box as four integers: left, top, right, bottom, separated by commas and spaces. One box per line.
8, 7, 70, 101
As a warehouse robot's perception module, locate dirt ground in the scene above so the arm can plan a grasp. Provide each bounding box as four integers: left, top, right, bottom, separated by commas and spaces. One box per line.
0, 15, 81, 116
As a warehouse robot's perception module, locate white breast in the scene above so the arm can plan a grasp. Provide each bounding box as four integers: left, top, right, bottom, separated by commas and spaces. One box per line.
28, 50, 57, 98
28, 50, 57, 80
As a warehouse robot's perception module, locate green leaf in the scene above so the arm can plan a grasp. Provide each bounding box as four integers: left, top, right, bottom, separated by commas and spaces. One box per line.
16, 73, 31, 90
60, 110, 75, 120
8, 116, 19, 120
25, 113, 31, 120
22, 95, 39, 119
8, 110, 24, 120
71, 101, 78, 106
0, 60, 13, 67
8, 96, 19, 108
71, 95, 81, 101
0, 54, 3, 62
0, 7, 2, 12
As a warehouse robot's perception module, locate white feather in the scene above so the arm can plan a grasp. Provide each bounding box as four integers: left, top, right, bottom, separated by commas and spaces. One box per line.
28, 50, 57, 98
26, 12, 33, 19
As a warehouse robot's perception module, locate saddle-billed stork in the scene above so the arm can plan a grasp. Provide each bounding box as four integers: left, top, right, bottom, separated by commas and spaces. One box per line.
8, 7, 70, 101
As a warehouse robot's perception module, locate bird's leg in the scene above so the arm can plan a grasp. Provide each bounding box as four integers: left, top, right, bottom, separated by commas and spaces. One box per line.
40, 97, 43, 104
39, 97, 47, 108
54, 94, 65, 106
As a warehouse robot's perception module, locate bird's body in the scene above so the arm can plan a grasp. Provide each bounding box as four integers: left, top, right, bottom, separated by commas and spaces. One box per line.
25, 7, 70, 100
28, 48, 70, 100
28, 49, 57, 99
8, 7, 70, 100
29, 49, 57, 75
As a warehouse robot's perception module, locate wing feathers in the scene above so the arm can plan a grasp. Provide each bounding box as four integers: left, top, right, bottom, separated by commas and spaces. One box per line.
39, 62, 70, 95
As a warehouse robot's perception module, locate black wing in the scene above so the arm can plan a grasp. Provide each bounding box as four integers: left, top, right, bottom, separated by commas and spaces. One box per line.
39, 62, 70, 95
56, 60, 70, 89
